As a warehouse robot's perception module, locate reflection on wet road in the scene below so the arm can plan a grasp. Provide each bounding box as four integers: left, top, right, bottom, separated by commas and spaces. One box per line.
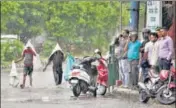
1, 66, 174, 108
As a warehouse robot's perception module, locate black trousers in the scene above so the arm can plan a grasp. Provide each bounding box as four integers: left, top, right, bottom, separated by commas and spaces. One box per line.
53, 65, 63, 85
158, 58, 171, 71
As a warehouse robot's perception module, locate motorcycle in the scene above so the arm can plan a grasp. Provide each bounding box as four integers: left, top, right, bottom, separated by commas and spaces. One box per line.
96, 58, 108, 95
138, 68, 162, 103
68, 56, 98, 97
138, 64, 176, 104
156, 66, 176, 105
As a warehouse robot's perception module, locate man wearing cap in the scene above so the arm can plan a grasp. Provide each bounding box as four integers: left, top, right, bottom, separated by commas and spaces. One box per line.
15, 46, 36, 89
158, 27, 174, 70
124, 32, 142, 89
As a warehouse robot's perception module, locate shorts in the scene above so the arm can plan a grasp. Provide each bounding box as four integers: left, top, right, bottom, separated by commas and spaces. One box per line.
24, 65, 33, 76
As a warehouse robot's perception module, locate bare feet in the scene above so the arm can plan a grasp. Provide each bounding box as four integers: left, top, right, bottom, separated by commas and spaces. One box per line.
20, 84, 25, 89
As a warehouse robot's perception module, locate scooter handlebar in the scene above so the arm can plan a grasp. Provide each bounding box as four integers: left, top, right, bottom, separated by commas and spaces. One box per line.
81, 57, 97, 63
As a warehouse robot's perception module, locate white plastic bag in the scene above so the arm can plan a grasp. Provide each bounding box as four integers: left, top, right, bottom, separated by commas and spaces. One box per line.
33, 54, 43, 71
9, 61, 18, 77
48, 43, 63, 59
9, 61, 19, 87
24, 40, 37, 54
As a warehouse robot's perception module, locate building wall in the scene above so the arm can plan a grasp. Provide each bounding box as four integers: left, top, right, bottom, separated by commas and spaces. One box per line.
162, 1, 175, 48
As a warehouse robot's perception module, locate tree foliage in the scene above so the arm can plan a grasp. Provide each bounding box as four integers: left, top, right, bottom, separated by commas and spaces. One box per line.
1, 39, 24, 63
1, 1, 134, 56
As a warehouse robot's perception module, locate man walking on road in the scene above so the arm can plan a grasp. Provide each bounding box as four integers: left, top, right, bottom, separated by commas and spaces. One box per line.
15, 46, 36, 89
124, 32, 142, 89
43, 44, 64, 86
158, 27, 174, 70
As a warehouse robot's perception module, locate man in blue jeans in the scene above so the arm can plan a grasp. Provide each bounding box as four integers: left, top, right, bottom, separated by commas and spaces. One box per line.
124, 32, 142, 89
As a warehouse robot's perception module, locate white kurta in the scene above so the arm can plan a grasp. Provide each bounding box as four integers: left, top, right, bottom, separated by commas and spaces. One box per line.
145, 41, 159, 66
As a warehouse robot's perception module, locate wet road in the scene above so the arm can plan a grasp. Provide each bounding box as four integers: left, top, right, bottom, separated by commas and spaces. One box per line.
1, 66, 174, 108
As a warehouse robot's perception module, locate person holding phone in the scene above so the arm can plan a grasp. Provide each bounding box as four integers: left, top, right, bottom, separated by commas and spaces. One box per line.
124, 32, 142, 89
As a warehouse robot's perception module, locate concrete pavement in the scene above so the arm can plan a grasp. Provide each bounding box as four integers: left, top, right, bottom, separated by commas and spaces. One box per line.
1, 65, 174, 108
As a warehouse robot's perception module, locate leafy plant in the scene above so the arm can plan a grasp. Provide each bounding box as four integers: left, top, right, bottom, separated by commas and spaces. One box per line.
1, 39, 24, 62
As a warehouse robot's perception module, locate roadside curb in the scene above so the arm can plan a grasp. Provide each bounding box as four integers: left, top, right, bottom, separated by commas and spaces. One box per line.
112, 87, 139, 100
113, 87, 138, 95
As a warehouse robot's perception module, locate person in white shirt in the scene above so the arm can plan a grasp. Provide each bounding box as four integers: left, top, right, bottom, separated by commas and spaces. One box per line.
144, 32, 160, 73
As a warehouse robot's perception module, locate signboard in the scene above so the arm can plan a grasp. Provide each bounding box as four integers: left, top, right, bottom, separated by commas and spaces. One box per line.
146, 1, 162, 32
1, 34, 18, 39
1, 34, 19, 43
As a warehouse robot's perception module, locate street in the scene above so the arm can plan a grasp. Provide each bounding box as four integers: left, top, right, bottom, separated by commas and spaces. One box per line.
1, 65, 174, 108
1, 1, 176, 108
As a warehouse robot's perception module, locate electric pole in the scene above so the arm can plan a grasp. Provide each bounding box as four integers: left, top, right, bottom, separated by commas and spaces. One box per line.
129, 1, 140, 33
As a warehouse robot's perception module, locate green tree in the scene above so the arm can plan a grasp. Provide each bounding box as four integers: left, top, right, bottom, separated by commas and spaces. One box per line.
1, 40, 24, 62
1, 1, 145, 57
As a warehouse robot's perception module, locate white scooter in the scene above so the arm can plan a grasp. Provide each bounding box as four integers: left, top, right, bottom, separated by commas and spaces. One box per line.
68, 56, 98, 97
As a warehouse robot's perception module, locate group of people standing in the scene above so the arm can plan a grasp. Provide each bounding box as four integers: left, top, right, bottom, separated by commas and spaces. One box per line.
114, 27, 174, 89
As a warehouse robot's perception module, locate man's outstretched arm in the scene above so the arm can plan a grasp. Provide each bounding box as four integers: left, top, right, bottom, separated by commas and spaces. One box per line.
43, 54, 54, 72
15, 56, 24, 63
15, 51, 25, 63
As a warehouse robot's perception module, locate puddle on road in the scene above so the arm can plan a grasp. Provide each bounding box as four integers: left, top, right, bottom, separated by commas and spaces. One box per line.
2, 88, 139, 104
2, 83, 164, 106
3, 93, 114, 104
3, 93, 174, 108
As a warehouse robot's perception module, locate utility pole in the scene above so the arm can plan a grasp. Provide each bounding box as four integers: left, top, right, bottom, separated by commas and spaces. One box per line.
129, 1, 140, 32
120, 1, 122, 32
144, 2, 147, 28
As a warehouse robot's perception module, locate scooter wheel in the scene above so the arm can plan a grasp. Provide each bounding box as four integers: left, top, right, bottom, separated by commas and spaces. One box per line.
97, 84, 107, 96
73, 84, 81, 97
93, 89, 97, 97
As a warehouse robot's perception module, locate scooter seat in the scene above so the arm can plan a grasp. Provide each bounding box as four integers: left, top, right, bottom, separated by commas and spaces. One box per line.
72, 65, 80, 69
80, 68, 87, 72
72, 65, 87, 72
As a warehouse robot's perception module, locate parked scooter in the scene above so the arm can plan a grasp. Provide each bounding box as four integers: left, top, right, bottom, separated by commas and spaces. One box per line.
93, 49, 108, 95
68, 56, 98, 97
138, 64, 176, 104
156, 66, 176, 105
96, 58, 108, 95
